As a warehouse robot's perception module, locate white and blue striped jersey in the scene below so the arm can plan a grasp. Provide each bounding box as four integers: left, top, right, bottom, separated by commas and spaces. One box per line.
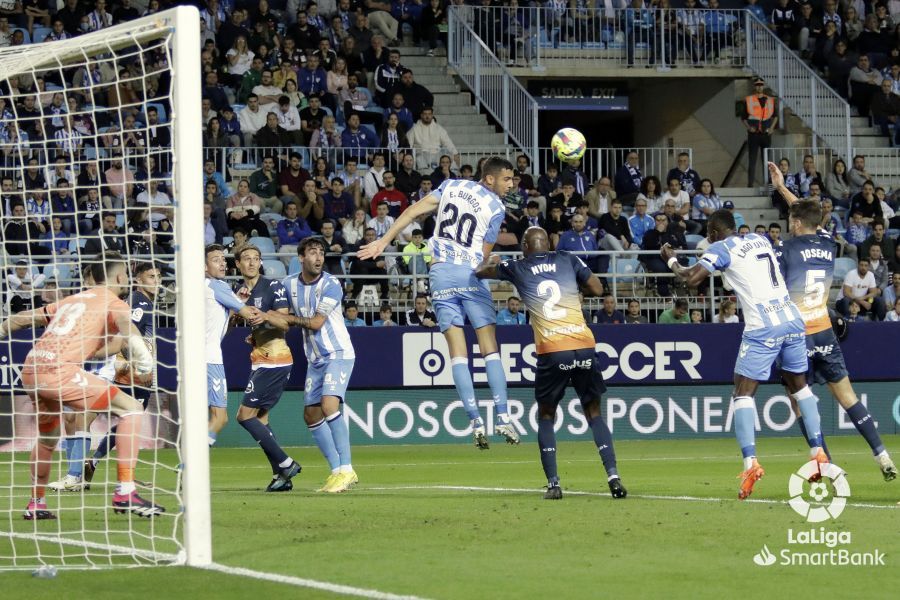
283, 272, 356, 364
206, 277, 245, 364
698, 233, 802, 332
428, 179, 506, 269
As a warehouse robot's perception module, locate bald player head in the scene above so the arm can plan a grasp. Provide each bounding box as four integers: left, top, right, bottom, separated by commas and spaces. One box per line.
522, 227, 550, 256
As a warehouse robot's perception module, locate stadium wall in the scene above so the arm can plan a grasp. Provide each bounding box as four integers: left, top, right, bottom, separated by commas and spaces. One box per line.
1, 324, 898, 446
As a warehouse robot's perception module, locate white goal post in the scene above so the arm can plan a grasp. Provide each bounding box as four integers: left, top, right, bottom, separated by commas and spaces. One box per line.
0, 6, 207, 569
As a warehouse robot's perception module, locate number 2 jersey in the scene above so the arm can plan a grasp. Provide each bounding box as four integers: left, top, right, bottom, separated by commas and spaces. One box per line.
699, 233, 803, 331
775, 230, 836, 335
495, 252, 596, 354
429, 179, 506, 268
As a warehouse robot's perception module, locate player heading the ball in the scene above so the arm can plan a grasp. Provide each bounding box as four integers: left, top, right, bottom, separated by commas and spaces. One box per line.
358, 156, 521, 449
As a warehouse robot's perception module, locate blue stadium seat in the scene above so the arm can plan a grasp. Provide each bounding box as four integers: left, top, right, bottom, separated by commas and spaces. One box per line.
249, 236, 276, 255
33, 26, 51, 43
614, 257, 642, 286
146, 102, 168, 123
43, 263, 72, 285
222, 236, 234, 246
288, 256, 301, 275
685, 234, 705, 249
833, 257, 856, 283
263, 260, 286, 278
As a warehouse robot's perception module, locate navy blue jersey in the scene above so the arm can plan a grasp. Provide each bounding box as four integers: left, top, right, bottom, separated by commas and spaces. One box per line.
236, 276, 292, 366
776, 230, 836, 335
129, 290, 155, 339
495, 251, 595, 354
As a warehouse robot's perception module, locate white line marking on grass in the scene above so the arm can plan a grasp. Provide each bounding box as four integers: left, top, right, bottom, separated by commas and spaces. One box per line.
0, 530, 178, 564
203, 562, 431, 600
362, 485, 899, 510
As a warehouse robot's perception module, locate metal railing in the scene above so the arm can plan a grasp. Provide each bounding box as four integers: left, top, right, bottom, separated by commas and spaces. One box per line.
447, 7, 539, 164
744, 13, 852, 162
449, 6, 747, 70
211, 145, 691, 193
764, 147, 900, 193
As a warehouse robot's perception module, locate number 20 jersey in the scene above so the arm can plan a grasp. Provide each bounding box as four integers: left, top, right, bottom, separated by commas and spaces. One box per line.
428, 179, 506, 269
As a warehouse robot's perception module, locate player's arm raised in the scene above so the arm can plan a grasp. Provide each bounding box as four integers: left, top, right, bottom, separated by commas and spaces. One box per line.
0, 307, 51, 338
357, 194, 439, 259
767, 161, 799, 206
661, 243, 711, 288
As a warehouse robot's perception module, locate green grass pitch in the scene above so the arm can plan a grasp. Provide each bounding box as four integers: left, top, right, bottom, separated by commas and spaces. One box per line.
2, 435, 899, 599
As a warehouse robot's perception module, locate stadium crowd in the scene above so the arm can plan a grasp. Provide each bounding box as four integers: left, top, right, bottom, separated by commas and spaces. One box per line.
1, 0, 900, 325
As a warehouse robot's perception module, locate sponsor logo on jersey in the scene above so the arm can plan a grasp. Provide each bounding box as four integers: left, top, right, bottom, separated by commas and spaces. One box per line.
131, 308, 144, 323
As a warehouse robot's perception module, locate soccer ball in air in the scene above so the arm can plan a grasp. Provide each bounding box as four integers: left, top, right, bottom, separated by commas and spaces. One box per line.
551, 128, 587, 162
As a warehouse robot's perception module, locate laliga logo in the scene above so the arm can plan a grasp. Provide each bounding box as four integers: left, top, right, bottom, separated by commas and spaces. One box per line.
788, 460, 851, 523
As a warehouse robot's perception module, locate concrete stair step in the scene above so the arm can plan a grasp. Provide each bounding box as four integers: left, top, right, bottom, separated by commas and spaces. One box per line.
430, 105, 478, 115
433, 95, 475, 108
434, 115, 490, 126
850, 116, 870, 127
718, 187, 761, 196
852, 134, 890, 148
412, 74, 453, 85
453, 134, 508, 145
424, 83, 460, 94
727, 197, 773, 209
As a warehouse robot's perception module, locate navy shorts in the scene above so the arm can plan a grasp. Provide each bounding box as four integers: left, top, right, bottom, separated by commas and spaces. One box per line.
133, 385, 152, 410
242, 365, 292, 410
535, 348, 607, 408
806, 328, 849, 385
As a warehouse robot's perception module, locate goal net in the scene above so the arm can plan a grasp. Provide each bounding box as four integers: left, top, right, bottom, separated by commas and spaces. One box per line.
0, 7, 207, 569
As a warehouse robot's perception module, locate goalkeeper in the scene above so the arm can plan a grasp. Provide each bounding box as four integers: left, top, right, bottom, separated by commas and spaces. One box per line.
0, 255, 165, 519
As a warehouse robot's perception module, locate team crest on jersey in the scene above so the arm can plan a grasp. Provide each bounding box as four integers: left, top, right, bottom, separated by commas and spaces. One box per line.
245, 380, 255, 394
254, 297, 262, 308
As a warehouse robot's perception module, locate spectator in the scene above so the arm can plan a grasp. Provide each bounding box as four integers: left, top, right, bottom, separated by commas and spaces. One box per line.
364, 152, 389, 201
869, 245, 891, 290
538, 163, 562, 209
7, 260, 47, 313
848, 155, 872, 197
319, 219, 347, 275
837, 257, 886, 320
429, 155, 457, 188
560, 159, 588, 198
368, 201, 395, 238
550, 181, 583, 217
339, 37, 365, 76
350, 227, 389, 299
363, 0, 400, 44
390, 69, 434, 121
135, 180, 173, 228
766, 222, 783, 248
557, 213, 599, 271
849, 180, 884, 226
344, 301, 367, 327
714, 299, 740, 323
658, 298, 691, 323
104, 154, 135, 209
276, 201, 313, 256
420, 0, 447, 56
742, 76, 778, 187
314, 38, 338, 72
886, 298, 900, 322
274, 96, 304, 144
516, 200, 546, 239
628, 198, 655, 247
624, 299, 648, 324
51, 180, 77, 234
373, 304, 397, 326
323, 177, 356, 225
380, 113, 410, 171
248, 155, 283, 215
4, 203, 50, 257
883, 272, 900, 307
375, 49, 404, 106
340, 113, 378, 163
666, 152, 702, 198
722, 201, 746, 230
217, 106, 242, 146
641, 212, 687, 296
496, 296, 526, 325
226, 179, 267, 235
225, 35, 255, 88
278, 152, 312, 208
298, 55, 329, 105
384, 92, 415, 131
870, 78, 900, 141
689, 309, 704, 323
204, 201, 225, 245
636, 176, 663, 214
371, 170, 408, 218
237, 95, 273, 145
363, 34, 390, 72
691, 179, 721, 234
827, 39, 855, 98
289, 9, 321, 53
83, 212, 126, 255
595, 294, 625, 324
255, 111, 293, 148
849, 55, 883, 120
861, 221, 896, 260
400, 228, 431, 286
820, 198, 857, 259
395, 152, 423, 200
407, 106, 458, 170
343, 208, 369, 246
41, 216, 72, 255
660, 178, 694, 230
613, 151, 642, 205
796, 154, 823, 197
407, 293, 437, 327
545, 204, 568, 247
598, 199, 632, 253
823, 160, 850, 207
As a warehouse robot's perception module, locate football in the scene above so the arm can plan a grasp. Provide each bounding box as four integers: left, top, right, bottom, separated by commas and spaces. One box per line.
550, 127, 587, 162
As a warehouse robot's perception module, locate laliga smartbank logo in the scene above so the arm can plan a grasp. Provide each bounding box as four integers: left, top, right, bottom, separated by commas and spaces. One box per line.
752, 459, 885, 567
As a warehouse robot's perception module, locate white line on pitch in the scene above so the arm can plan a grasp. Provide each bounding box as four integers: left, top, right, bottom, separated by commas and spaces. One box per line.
203, 562, 430, 600
360, 485, 899, 510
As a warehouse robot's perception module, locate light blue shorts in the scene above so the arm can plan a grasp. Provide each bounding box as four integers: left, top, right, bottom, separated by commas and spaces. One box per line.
429, 262, 497, 332
735, 320, 807, 381
207, 363, 228, 408
304, 358, 355, 406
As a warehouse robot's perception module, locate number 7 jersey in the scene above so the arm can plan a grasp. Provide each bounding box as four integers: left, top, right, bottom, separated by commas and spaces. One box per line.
698, 233, 803, 332
428, 179, 506, 268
